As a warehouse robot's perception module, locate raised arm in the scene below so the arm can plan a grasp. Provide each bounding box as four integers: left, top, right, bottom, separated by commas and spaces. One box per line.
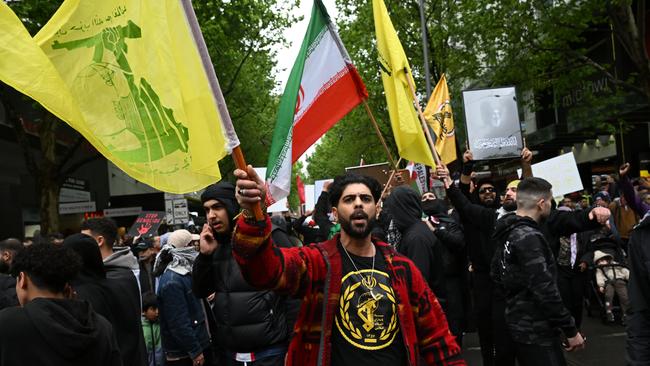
520, 147, 533, 179
619, 163, 649, 216
231, 166, 318, 297
437, 164, 496, 229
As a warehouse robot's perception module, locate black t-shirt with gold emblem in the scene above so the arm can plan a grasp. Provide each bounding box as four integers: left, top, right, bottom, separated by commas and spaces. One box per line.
331, 242, 407, 366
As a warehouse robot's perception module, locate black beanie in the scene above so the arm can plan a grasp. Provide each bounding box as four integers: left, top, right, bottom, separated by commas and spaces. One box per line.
63, 233, 106, 279
200, 182, 240, 220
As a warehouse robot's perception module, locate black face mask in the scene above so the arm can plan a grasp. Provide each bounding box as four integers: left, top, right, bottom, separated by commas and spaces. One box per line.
422, 200, 448, 216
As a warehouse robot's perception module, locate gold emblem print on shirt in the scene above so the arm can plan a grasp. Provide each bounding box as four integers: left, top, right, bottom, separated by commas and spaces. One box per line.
336, 269, 399, 350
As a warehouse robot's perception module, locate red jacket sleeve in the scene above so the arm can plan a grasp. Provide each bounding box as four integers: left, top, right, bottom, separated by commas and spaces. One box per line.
232, 215, 315, 297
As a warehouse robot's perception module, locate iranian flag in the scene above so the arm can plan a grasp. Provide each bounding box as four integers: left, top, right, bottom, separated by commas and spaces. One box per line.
265, 0, 368, 204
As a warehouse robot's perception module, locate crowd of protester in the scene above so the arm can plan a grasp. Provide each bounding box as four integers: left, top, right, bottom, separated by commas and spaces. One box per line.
0, 152, 648, 365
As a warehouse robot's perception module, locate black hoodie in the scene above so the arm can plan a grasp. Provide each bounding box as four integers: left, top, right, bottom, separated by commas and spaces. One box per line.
0, 297, 122, 366
64, 233, 146, 366
384, 186, 445, 297
490, 214, 577, 345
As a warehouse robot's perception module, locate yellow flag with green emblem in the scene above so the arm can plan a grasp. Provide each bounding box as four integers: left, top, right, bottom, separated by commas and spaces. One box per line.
372, 0, 435, 167
424, 74, 457, 164
0, 0, 228, 193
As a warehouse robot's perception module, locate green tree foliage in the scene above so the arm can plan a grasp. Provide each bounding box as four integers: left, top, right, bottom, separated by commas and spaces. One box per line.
307, 0, 648, 178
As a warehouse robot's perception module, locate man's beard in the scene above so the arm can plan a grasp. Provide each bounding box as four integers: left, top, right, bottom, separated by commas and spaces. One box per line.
481, 197, 495, 206
339, 210, 376, 239
502, 199, 517, 212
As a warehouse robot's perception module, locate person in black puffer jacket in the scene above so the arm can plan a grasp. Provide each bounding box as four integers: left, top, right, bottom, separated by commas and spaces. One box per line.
193, 182, 291, 366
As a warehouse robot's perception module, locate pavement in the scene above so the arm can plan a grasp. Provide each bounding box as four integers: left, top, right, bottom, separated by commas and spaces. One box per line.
460, 313, 627, 365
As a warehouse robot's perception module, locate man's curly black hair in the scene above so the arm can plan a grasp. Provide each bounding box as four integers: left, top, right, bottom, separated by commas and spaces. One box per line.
11, 244, 82, 294
328, 173, 382, 207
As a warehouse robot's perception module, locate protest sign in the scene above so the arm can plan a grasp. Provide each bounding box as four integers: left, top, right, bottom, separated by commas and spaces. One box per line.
517, 152, 583, 197
305, 185, 315, 212
314, 179, 334, 205
128, 211, 165, 237
346, 162, 411, 189
462, 87, 523, 160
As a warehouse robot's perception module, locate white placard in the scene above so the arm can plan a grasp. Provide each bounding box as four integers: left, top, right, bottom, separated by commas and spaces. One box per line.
305, 185, 315, 212
104, 206, 142, 217
254, 168, 289, 213
518, 152, 583, 197
314, 179, 333, 205
59, 201, 96, 215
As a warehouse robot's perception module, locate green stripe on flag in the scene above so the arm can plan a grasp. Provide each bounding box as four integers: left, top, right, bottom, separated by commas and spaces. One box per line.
266, 1, 328, 179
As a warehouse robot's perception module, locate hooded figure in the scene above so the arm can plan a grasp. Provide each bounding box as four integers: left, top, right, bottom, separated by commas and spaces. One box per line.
193, 182, 292, 365
64, 233, 147, 366
422, 194, 467, 342
384, 186, 445, 298
0, 244, 122, 366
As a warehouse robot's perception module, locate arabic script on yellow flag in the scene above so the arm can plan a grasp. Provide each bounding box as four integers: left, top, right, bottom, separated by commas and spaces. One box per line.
0, 0, 228, 193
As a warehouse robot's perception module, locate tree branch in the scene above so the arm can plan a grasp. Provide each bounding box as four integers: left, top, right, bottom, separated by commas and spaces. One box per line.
222, 45, 255, 96
4, 97, 39, 177
53, 133, 85, 174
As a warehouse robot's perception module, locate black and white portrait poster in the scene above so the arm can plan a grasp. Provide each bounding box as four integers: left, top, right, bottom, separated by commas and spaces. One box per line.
462, 87, 523, 160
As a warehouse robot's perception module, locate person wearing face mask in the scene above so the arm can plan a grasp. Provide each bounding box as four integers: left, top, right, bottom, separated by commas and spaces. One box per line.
438, 157, 610, 366
383, 187, 446, 301
421, 191, 467, 346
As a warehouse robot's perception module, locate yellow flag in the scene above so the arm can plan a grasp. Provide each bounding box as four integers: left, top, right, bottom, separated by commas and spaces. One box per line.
424, 74, 457, 164
0, 0, 228, 193
372, 0, 435, 167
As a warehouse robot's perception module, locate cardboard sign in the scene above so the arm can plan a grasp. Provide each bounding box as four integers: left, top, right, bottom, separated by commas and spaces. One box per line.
518, 152, 584, 197
128, 211, 165, 237
462, 87, 523, 160
345, 162, 411, 189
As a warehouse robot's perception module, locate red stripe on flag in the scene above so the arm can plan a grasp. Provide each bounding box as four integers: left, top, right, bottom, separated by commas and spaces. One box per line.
296, 175, 306, 204
291, 68, 367, 162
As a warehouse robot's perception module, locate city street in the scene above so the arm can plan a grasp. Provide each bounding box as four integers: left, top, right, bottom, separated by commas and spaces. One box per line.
462, 314, 627, 365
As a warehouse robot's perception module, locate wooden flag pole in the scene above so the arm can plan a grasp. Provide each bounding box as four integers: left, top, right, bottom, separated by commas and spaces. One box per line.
181, 0, 264, 220
378, 158, 403, 207
362, 100, 399, 171
403, 68, 442, 167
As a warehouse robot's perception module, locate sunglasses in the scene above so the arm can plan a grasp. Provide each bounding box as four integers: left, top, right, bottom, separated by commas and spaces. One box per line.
479, 187, 495, 194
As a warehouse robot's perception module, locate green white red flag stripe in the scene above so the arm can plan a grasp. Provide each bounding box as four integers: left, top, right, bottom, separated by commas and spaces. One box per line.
265, 0, 368, 204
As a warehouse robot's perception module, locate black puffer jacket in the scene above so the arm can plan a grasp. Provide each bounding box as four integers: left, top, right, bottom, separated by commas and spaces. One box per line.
491, 214, 577, 345
384, 186, 445, 297
192, 236, 290, 353
626, 214, 650, 365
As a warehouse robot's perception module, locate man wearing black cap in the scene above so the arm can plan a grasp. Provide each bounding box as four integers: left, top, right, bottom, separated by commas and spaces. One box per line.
192, 182, 291, 366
